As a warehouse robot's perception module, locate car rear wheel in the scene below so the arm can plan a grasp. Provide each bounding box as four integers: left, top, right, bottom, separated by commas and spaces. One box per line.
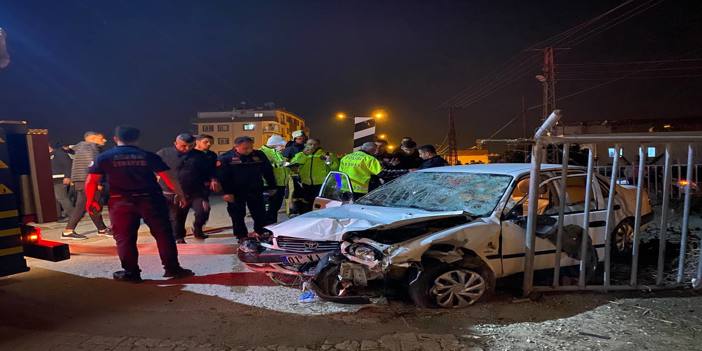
611, 220, 634, 259
409, 263, 491, 309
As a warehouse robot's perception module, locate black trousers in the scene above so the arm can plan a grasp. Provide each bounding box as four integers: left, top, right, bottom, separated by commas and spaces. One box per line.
166, 194, 211, 240
53, 181, 74, 217
299, 184, 322, 214
264, 186, 286, 225
226, 190, 267, 238
108, 194, 180, 273
66, 181, 107, 231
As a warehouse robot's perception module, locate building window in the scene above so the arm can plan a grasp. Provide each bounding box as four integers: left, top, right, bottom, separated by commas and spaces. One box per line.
254, 112, 263, 118
647, 147, 656, 158
201, 125, 214, 132
217, 125, 230, 132
608, 147, 623, 158
217, 137, 230, 145
243, 123, 255, 131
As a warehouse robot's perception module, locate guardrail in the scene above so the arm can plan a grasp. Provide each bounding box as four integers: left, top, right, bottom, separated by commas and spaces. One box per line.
523, 110, 702, 295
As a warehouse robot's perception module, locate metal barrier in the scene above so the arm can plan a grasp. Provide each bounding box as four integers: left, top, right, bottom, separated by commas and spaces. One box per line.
523, 110, 702, 295
594, 164, 701, 201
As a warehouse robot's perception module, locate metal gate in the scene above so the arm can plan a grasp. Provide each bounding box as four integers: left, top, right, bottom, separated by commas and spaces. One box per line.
523, 110, 702, 295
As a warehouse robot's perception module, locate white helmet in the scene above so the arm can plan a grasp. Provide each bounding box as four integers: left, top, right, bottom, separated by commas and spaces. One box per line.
266, 134, 287, 147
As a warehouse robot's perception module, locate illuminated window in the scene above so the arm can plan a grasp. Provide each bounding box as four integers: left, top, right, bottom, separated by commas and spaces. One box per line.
254, 112, 263, 117
608, 147, 623, 158
647, 147, 656, 158
217, 138, 230, 145
243, 123, 255, 131
217, 125, 230, 132
201, 125, 214, 132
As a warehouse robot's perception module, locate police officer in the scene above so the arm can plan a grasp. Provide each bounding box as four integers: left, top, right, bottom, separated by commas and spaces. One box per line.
260, 135, 289, 224
289, 138, 338, 213
85, 126, 194, 282
157, 133, 214, 244
218, 136, 276, 240
339, 142, 383, 200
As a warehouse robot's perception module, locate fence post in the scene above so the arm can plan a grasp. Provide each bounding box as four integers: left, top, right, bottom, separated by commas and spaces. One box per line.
656, 144, 672, 286
603, 144, 620, 289
630, 145, 646, 286
677, 144, 694, 284
553, 144, 569, 288
579, 147, 595, 288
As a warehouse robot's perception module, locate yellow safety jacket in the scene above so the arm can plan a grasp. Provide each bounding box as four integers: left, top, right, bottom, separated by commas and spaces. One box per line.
339, 150, 382, 194
260, 145, 289, 187
290, 148, 339, 186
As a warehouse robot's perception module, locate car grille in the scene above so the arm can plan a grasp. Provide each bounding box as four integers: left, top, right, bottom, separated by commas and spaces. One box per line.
275, 236, 340, 253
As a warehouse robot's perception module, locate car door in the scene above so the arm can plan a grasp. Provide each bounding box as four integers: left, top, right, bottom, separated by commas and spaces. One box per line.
312, 171, 354, 210
500, 172, 607, 276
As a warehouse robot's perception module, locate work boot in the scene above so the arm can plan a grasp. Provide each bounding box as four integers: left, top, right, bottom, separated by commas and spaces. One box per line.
163, 267, 195, 279
113, 270, 143, 283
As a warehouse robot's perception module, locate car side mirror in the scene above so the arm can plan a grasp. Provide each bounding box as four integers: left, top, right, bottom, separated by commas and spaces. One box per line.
503, 203, 523, 221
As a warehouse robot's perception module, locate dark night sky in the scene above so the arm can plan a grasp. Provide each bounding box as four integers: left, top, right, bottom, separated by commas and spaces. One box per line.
1, 0, 701, 153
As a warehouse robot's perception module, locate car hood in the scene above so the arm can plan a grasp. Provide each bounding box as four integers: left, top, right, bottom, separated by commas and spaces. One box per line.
267, 204, 466, 242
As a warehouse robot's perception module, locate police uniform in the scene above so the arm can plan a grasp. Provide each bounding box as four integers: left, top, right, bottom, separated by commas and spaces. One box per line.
290, 148, 338, 213
217, 149, 276, 238
339, 150, 383, 199
260, 145, 289, 224
88, 145, 182, 274
157, 146, 213, 240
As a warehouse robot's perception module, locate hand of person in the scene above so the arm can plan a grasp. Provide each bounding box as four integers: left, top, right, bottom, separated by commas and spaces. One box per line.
267, 189, 278, 197
222, 194, 235, 203
174, 194, 189, 208
390, 158, 401, 166
86, 200, 102, 216
97, 184, 104, 191
209, 179, 222, 193
63, 177, 71, 185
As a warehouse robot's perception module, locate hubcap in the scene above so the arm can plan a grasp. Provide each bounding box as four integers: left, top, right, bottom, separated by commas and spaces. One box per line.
615, 223, 634, 253
430, 269, 486, 308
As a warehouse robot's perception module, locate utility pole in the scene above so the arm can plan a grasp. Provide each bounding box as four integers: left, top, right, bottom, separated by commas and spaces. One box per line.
537, 47, 557, 120
521, 96, 528, 162
447, 106, 458, 165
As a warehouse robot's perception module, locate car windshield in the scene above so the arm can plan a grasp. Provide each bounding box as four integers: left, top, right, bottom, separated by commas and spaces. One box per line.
356, 171, 513, 215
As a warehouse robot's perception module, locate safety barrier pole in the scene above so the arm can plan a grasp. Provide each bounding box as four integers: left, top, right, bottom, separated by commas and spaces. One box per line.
630, 145, 646, 286
677, 144, 694, 283
603, 144, 621, 289
656, 145, 672, 285
552, 144, 569, 287
579, 148, 595, 287
523, 110, 561, 297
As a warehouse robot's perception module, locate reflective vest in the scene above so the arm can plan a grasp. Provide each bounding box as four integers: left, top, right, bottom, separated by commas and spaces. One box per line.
339, 151, 382, 194
290, 148, 339, 186
260, 146, 289, 187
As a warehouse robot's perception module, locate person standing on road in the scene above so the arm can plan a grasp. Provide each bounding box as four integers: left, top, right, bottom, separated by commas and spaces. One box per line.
85, 126, 194, 282
282, 130, 307, 215
418, 144, 449, 169
218, 136, 276, 240
282, 130, 307, 160
192, 134, 221, 237
260, 135, 289, 224
63, 131, 111, 240
339, 142, 382, 200
157, 133, 214, 244
50, 143, 74, 222
289, 138, 338, 213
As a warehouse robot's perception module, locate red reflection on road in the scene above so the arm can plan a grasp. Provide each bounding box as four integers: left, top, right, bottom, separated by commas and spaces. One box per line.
145, 272, 277, 286
69, 243, 237, 256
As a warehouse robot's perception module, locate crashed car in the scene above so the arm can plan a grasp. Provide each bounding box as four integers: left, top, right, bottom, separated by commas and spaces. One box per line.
239, 164, 653, 308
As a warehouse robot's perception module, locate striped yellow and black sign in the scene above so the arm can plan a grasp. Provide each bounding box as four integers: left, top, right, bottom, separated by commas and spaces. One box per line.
0, 127, 28, 277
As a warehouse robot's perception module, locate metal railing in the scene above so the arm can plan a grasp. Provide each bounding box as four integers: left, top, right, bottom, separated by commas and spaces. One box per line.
523, 110, 702, 295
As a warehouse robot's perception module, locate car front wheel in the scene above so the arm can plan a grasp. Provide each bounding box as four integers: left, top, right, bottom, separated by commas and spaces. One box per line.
409, 264, 491, 309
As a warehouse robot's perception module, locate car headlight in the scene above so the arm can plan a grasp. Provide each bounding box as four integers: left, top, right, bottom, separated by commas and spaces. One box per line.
348, 243, 382, 262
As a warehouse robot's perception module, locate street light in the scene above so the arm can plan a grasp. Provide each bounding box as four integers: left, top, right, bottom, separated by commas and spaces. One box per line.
378, 133, 387, 140
372, 109, 386, 120
336, 112, 347, 120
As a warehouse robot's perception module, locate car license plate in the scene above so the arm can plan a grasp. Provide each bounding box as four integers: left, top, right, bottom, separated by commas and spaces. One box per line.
283, 254, 323, 265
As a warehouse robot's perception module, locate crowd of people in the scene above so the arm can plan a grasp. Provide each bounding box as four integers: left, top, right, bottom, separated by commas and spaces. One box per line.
49, 126, 448, 282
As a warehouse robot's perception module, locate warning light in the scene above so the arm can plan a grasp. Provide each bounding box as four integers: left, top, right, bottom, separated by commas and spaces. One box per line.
21, 225, 41, 242
678, 179, 690, 187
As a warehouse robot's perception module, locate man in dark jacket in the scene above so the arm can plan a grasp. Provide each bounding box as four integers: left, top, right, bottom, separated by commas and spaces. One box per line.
396, 140, 423, 170
218, 136, 276, 240
157, 133, 214, 244
50, 143, 74, 220
282, 130, 307, 160
418, 144, 449, 169
63, 131, 110, 240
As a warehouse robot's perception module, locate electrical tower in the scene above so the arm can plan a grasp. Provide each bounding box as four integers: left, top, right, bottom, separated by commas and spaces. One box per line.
446, 107, 458, 165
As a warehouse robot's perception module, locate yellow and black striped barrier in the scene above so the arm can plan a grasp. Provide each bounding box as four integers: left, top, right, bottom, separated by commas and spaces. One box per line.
0, 127, 29, 277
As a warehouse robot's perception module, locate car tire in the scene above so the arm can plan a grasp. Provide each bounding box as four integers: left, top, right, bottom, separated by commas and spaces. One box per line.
408, 261, 492, 309
610, 219, 634, 260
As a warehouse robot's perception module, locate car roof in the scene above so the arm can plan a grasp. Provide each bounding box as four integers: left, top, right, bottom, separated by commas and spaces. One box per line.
416, 163, 583, 176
